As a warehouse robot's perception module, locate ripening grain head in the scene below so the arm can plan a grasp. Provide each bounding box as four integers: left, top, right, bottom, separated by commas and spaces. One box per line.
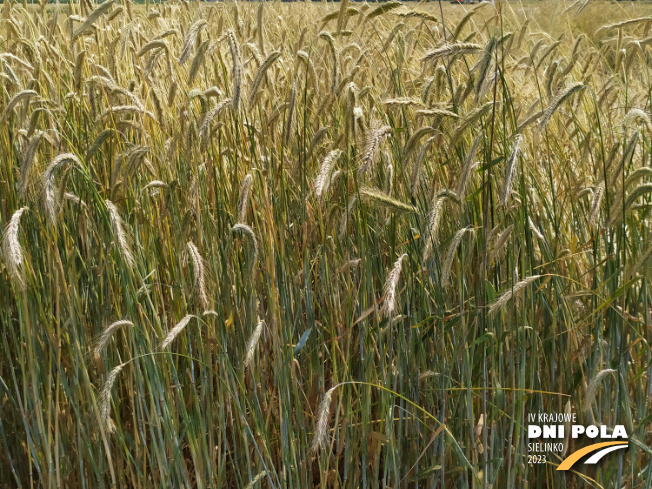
237, 174, 254, 223
244, 319, 265, 368
226, 29, 242, 111
539, 82, 585, 129
583, 369, 616, 413
2, 207, 29, 290
441, 227, 474, 288
339, 196, 358, 239
94, 320, 134, 356
43, 153, 81, 225
72, 0, 115, 40
422, 190, 458, 263
315, 149, 343, 198
187, 242, 209, 309
421, 42, 482, 63
457, 133, 482, 198
20, 131, 45, 195
381, 253, 407, 318
105, 200, 135, 268
2, 89, 38, 121
488, 275, 541, 315
358, 126, 392, 175
231, 223, 259, 276
161, 315, 195, 349
312, 385, 338, 453
359, 187, 417, 214
500, 134, 523, 206
99, 362, 126, 434
179, 19, 208, 65
249, 50, 281, 105
489, 224, 514, 264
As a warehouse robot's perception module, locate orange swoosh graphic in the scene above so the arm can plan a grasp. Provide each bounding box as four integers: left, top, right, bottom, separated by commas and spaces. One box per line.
557, 441, 628, 471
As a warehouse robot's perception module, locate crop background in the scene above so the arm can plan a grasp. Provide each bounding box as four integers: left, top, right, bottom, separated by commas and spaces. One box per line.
2, 0, 652, 487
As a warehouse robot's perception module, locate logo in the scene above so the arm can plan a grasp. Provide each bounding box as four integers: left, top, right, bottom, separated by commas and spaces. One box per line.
527, 412, 628, 470
556, 441, 628, 471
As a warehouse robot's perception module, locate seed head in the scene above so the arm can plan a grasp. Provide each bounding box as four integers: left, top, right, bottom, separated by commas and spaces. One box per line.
381, 253, 408, 318
312, 386, 338, 452
161, 315, 194, 349
244, 320, 265, 368
2, 207, 29, 290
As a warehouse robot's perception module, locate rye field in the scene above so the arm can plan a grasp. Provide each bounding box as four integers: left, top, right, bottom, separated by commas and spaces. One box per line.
2, 0, 652, 487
